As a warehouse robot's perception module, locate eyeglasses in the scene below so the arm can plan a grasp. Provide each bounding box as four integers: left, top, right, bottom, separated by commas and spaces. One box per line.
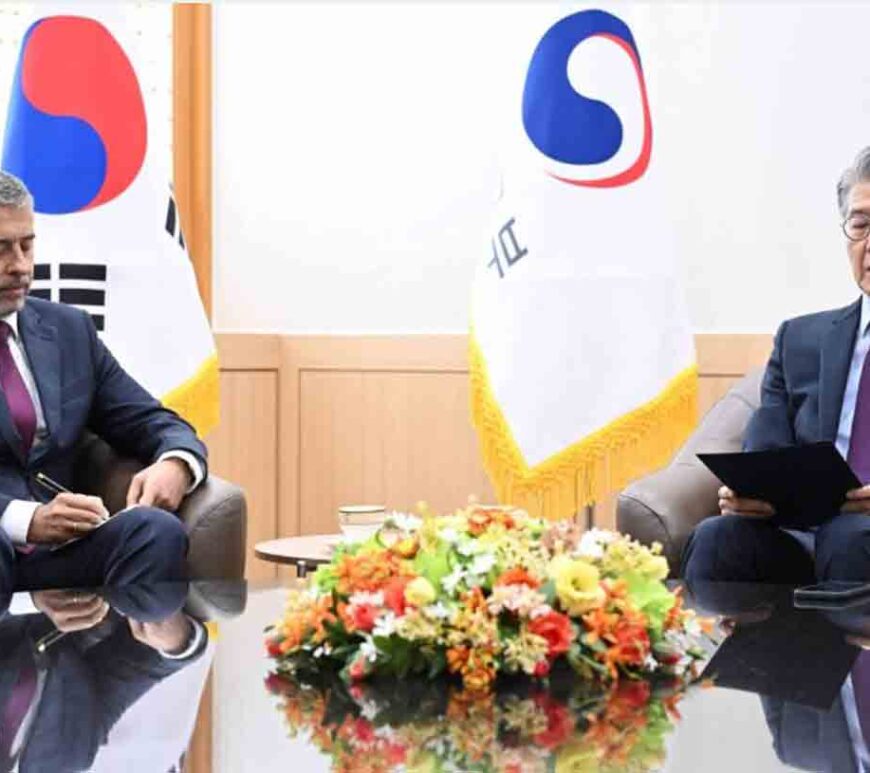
843, 213, 870, 242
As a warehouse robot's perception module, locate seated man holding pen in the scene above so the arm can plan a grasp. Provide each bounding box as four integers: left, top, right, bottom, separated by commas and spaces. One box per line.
682, 148, 870, 586
0, 171, 206, 600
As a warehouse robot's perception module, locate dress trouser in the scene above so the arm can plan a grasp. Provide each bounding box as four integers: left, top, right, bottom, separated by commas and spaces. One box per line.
681, 512, 870, 611
0, 506, 187, 603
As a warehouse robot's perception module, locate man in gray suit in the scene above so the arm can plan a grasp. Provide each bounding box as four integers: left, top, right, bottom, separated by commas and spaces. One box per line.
683, 148, 870, 584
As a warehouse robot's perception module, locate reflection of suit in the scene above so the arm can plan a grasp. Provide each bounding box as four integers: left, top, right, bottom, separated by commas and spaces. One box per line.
744, 299, 861, 452
0, 298, 206, 510
762, 695, 858, 773
0, 608, 205, 772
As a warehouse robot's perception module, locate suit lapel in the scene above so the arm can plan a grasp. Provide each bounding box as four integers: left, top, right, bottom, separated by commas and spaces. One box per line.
819, 298, 862, 442
17, 303, 59, 466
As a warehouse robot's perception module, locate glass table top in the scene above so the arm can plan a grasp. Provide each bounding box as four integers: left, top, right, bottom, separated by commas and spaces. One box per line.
3, 580, 870, 772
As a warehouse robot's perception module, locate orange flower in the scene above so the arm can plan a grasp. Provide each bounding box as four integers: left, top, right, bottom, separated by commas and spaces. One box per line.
335, 551, 404, 594
466, 506, 516, 536
495, 567, 541, 589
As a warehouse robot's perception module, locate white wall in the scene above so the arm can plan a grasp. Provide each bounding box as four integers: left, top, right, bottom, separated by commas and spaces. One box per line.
214, 2, 868, 334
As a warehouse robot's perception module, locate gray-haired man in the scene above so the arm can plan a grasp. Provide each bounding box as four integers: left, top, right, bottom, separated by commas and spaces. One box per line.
683, 147, 870, 585
0, 170, 207, 602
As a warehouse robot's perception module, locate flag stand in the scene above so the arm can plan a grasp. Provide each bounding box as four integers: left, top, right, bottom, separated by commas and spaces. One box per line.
583, 503, 595, 531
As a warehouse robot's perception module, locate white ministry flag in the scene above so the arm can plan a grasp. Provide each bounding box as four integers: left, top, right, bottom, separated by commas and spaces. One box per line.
471, 6, 697, 520
0, 3, 218, 435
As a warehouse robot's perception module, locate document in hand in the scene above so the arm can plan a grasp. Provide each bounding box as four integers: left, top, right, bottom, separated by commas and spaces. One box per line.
697, 442, 861, 528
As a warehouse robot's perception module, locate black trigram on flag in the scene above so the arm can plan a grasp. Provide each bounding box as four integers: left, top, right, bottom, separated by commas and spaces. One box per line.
30, 263, 107, 332
165, 191, 185, 249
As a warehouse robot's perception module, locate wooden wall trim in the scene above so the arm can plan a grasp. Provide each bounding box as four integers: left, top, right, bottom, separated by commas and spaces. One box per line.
173, 3, 213, 318
695, 333, 772, 375
215, 333, 281, 371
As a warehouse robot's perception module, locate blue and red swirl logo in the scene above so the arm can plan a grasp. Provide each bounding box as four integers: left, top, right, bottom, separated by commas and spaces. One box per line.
522, 10, 651, 188
2, 16, 147, 214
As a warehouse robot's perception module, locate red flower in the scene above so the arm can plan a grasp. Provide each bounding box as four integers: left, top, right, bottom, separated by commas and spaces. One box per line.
351, 718, 376, 743
266, 639, 283, 658
351, 603, 378, 632
533, 660, 551, 677
528, 612, 574, 656
349, 658, 367, 681
495, 567, 541, 589
614, 679, 651, 710
385, 743, 407, 765
533, 700, 574, 749
383, 577, 409, 616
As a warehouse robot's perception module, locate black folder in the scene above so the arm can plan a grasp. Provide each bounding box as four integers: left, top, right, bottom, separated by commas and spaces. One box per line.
697, 442, 861, 528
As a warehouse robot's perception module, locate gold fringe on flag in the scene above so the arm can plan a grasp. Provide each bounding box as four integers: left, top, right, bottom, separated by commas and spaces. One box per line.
469, 334, 698, 521
162, 352, 220, 437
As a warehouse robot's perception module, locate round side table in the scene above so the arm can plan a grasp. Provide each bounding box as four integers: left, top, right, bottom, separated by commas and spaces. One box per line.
255, 534, 342, 578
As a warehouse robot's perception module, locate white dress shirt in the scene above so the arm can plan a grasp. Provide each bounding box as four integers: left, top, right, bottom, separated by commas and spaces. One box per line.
0, 311, 203, 545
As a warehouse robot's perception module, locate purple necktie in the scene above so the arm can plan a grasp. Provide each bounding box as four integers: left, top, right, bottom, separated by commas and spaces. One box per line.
0, 657, 37, 762
0, 322, 36, 455
849, 350, 870, 483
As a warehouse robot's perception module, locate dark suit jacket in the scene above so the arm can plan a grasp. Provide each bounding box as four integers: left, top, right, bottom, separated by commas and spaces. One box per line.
744, 298, 863, 452
0, 298, 207, 512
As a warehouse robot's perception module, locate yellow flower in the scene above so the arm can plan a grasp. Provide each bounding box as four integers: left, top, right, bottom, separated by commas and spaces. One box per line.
548, 555, 605, 615
555, 738, 600, 773
639, 554, 669, 581
406, 751, 440, 773
405, 576, 437, 606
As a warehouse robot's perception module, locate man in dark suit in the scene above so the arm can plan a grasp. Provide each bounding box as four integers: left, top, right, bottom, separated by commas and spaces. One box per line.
683, 147, 870, 584
0, 171, 207, 596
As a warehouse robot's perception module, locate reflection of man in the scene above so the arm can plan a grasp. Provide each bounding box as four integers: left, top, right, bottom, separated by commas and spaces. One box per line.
692, 583, 867, 771
683, 147, 870, 585
0, 172, 208, 595
0, 584, 206, 772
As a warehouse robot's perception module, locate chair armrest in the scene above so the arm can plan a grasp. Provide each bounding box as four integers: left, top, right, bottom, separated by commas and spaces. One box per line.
178, 476, 247, 580
617, 462, 720, 575
72, 433, 143, 513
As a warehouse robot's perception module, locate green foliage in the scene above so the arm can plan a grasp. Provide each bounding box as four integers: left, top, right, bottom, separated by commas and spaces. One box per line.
412, 541, 453, 589
623, 572, 676, 638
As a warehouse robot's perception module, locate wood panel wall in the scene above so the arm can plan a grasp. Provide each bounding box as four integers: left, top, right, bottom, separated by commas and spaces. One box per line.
206, 332, 773, 576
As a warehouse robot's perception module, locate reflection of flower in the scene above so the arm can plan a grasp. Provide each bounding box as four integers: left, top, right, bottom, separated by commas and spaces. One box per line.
549, 555, 606, 615
266, 667, 692, 773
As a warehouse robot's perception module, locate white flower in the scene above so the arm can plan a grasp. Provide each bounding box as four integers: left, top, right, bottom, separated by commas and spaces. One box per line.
313, 645, 325, 658
372, 611, 397, 638
386, 512, 422, 532
359, 637, 379, 663
424, 601, 451, 620
456, 540, 480, 557
575, 528, 616, 560
349, 590, 384, 607
528, 603, 553, 620
469, 553, 496, 576
441, 567, 466, 594
438, 527, 460, 544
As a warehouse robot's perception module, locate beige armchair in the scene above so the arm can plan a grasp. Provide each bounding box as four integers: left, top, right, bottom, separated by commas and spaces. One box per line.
72, 433, 247, 580
616, 369, 763, 576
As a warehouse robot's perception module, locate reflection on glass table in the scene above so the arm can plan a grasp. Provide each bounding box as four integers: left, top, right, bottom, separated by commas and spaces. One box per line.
209, 581, 870, 773
0, 580, 246, 773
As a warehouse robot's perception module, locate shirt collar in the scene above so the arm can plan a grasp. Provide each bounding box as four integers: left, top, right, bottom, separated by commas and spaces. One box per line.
1, 311, 20, 340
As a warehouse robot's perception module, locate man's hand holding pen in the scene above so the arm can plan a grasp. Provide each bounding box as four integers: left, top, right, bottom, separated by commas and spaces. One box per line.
26, 472, 109, 545
28, 493, 108, 544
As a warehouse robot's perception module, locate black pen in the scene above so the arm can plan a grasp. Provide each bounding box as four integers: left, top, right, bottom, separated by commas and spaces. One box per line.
34, 471, 70, 496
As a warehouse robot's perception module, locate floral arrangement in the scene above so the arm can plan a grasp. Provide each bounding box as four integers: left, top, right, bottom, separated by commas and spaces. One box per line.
264, 667, 692, 773
266, 504, 710, 692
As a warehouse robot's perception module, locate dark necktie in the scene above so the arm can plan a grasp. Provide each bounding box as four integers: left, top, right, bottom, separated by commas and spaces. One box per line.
0, 322, 36, 455
0, 656, 37, 763
849, 349, 870, 483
